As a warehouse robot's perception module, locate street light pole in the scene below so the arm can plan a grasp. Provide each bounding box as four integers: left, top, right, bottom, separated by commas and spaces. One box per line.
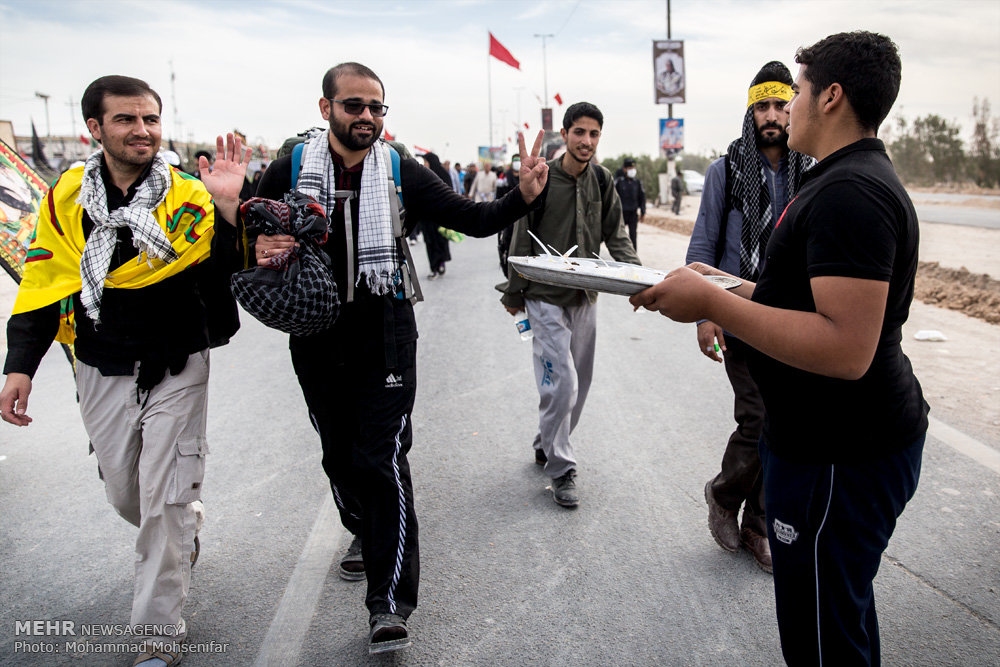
513, 86, 525, 130
533, 33, 554, 103
35, 92, 51, 138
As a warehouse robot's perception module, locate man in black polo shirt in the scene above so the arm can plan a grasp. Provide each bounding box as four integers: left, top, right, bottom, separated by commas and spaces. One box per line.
630, 31, 927, 664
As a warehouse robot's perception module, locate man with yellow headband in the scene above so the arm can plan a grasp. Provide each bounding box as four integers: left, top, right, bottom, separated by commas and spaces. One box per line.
0, 75, 249, 667
684, 61, 813, 574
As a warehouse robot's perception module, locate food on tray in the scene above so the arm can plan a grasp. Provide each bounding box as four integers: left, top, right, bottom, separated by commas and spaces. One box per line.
507, 254, 741, 297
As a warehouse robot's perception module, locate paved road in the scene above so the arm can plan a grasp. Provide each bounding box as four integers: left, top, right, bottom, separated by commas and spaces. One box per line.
1, 236, 998, 665
914, 203, 1000, 230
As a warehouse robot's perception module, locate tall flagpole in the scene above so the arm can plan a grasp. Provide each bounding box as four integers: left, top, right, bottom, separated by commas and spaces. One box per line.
487, 35, 494, 159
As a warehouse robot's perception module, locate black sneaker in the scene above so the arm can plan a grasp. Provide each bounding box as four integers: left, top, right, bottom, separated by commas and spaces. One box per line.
368, 613, 412, 654
551, 470, 579, 507
534, 448, 547, 465
338, 535, 365, 581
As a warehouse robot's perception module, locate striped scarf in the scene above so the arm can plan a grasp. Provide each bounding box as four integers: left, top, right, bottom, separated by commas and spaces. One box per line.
726, 109, 813, 280
296, 130, 398, 296
77, 151, 175, 321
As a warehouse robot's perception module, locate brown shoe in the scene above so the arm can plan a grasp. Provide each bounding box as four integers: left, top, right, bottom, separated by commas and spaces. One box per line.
705, 481, 740, 552
740, 528, 773, 574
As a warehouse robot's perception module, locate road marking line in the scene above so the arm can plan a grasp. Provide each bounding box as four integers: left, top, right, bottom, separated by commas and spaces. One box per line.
253, 496, 343, 667
928, 415, 1000, 475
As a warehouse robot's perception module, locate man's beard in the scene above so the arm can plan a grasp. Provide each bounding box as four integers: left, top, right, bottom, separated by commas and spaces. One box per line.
331, 116, 380, 151
755, 122, 789, 148
566, 145, 593, 165
103, 141, 157, 171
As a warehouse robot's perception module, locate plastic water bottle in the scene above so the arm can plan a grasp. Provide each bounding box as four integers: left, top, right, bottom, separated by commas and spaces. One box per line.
515, 316, 533, 341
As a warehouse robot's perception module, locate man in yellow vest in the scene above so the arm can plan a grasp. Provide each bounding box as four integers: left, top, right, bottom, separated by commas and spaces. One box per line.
0, 75, 250, 667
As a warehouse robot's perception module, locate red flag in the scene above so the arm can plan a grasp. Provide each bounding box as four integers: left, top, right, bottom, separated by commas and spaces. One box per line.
383, 129, 395, 141
554, 92, 563, 105
79, 134, 90, 144
413, 145, 430, 155
523, 122, 530, 130
489, 32, 520, 70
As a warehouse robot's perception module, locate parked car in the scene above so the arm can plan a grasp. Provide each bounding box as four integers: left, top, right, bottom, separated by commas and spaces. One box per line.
682, 169, 705, 195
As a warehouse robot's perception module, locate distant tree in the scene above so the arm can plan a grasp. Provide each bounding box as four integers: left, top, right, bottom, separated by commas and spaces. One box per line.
676, 153, 714, 174
886, 114, 965, 186
970, 97, 1000, 187
887, 116, 924, 184
602, 154, 661, 202
914, 115, 965, 183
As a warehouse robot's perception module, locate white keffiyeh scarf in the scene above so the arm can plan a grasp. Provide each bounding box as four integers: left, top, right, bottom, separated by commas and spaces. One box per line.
295, 129, 398, 297
77, 151, 176, 322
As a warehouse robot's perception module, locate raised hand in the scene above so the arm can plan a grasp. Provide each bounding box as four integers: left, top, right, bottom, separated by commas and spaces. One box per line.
199, 133, 252, 225
517, 130, 549, 205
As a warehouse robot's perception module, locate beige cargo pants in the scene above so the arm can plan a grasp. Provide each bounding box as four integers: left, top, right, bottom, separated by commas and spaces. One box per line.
76, 350, 209, 645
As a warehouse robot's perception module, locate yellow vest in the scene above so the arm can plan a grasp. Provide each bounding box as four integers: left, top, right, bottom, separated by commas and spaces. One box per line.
13, 166, 217, 344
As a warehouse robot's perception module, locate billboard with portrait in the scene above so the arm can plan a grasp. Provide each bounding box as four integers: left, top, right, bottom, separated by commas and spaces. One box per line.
477, 145, 506, 166
653, 40, 685, 104
659, 118, 684, 158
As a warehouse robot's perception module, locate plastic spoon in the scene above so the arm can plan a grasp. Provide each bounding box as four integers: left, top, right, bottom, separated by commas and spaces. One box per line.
526, 229, 553, 255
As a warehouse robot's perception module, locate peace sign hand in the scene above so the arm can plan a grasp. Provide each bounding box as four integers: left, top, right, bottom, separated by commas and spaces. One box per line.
516, 130, 549, 205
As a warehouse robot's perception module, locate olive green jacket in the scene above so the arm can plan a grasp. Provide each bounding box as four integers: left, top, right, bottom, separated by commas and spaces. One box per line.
497, 155, 641, 308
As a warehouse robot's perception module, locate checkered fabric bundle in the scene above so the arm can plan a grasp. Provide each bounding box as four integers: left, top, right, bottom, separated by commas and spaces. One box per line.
231, 192, 339, 336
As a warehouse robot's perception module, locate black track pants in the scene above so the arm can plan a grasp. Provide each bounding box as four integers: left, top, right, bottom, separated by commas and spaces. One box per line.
291, 337, 420, 619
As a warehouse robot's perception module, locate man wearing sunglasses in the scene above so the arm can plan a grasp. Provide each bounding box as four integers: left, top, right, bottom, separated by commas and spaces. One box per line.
253, 61, 549, 655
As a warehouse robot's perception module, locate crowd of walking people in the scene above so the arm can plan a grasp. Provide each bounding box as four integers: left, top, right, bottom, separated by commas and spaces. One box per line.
2, 29, 929, 666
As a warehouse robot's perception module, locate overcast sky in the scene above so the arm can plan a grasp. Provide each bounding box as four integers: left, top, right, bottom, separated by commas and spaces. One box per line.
1, 0, 998, 165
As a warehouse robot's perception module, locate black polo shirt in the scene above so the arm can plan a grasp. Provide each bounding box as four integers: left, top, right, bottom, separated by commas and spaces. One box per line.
747, 138, 929, 463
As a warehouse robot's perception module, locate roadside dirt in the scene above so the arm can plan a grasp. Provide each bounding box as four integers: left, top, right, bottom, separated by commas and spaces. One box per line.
915, 262, 1000, 325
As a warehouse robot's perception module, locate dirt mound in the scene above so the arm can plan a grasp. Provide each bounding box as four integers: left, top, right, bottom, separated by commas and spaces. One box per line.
644, 211, 1000, 326
644, 211, 694, 237
914, 262, 1000, 324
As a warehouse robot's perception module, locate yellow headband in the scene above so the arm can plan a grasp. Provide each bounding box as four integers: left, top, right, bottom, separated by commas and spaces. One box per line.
747, 82, 793, 108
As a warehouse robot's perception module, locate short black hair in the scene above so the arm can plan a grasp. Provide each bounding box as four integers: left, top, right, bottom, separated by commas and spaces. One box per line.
795, 31, 901, 133
322, 62, 385, 100
562, 102, 603, 131
81, 75, 162, 125
751, 61, 793, 88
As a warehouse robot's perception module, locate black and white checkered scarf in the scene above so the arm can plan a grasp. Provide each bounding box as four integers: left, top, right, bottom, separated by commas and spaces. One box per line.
77, 151, 175, 322
296, 129, 398, 296
726, 109, 812, 280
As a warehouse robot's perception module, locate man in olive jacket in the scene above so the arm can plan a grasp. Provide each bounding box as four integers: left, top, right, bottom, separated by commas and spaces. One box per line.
498, 101, 640, 508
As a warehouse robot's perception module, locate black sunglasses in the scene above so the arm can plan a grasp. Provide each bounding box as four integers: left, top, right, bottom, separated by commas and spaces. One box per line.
330, 98, 389, 117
